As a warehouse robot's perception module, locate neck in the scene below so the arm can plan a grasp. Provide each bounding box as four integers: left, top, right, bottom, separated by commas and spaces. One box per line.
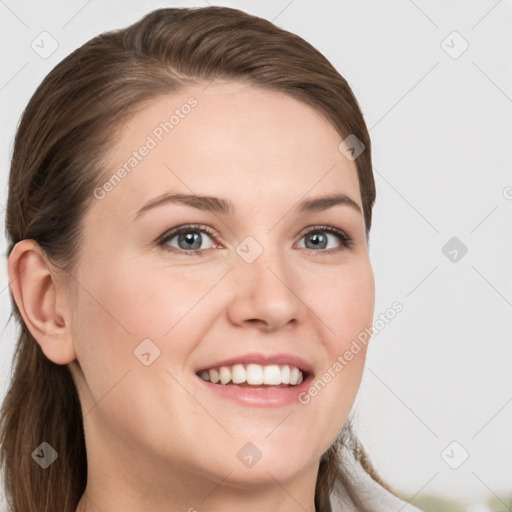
77, 466, 318, 512
76, 433, 319, 512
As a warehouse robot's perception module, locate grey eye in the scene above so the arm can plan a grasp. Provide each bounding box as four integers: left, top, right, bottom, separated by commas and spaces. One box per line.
165, 230, 215, 251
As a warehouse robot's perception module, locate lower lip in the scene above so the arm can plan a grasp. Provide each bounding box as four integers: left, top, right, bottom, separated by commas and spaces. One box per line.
196, 375, 314, 407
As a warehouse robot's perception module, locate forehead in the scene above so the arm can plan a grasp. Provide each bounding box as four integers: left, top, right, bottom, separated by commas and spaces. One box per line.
95, 81, 361, 220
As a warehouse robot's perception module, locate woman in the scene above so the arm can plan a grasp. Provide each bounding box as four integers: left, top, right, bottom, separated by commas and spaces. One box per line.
1, 6, 421, 512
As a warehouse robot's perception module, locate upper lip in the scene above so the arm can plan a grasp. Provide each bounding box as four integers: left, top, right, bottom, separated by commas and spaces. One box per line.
196, 352, 314, 375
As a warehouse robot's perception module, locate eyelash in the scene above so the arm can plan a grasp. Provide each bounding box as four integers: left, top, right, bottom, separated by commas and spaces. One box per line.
157, 223, 354, 256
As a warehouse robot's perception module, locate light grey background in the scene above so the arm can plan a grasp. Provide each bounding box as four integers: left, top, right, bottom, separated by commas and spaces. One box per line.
1, 0, 511, 508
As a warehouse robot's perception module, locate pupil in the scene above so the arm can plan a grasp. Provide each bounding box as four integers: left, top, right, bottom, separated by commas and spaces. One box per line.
180, 232, 201, 250
307, 232, 326, 250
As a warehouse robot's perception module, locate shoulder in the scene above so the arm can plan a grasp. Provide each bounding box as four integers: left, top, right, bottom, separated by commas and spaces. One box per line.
329, 454, 424, 512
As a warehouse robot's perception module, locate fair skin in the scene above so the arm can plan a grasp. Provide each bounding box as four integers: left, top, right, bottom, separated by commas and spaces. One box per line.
8, 81, 374, 512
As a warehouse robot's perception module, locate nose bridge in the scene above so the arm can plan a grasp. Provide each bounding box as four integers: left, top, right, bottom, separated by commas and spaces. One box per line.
227, 234, 302, 330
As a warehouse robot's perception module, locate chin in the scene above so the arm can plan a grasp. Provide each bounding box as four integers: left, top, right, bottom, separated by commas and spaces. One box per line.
209, 460, 312, 489
197, 438, 320, 487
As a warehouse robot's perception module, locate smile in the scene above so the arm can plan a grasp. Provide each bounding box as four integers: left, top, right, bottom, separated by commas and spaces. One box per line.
197, 363, 304, 387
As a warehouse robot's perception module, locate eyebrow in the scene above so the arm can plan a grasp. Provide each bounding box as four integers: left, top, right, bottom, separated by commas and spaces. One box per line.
134, 191, 362, 220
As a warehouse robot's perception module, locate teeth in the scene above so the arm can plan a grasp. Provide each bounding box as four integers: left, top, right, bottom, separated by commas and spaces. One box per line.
231, 364, 246, 384
209, 368, 220, 384
219, 366, 231, 385
263, 365, 281, 385
199, 363, 305, 387
281, 365, 291, 384
289, 366, 300, 386
246, 364, 263, 385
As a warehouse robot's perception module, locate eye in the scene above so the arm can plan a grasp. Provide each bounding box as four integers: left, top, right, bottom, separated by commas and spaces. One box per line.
296, 226, 353, 252
157, 223, 353, 256
158, 224, 217, 255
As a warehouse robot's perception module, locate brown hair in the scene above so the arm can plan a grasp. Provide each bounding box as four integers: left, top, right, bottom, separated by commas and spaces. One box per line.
1, 6, 393, 511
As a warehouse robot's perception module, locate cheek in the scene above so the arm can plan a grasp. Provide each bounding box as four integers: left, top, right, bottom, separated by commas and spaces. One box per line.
77, 256, 190, 332
300, 258, 374, 417
69, 259, 207, 435
338, 263, 375, 346
74, 251, 374, 380
333, 260, 374, 383
71, 257, 224, 372
310, 256, 375, 346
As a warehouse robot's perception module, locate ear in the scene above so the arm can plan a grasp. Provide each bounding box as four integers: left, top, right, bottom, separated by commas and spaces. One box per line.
8, 240, 76, 365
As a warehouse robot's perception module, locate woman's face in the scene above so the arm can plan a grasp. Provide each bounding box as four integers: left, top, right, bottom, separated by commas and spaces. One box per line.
68, 80, 374, 493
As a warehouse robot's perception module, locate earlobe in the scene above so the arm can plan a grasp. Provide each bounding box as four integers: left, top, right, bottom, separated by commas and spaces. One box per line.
7, 240, 76, 365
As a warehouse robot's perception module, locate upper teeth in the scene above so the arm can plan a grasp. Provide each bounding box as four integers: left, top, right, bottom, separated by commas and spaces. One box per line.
199, 364, 304, 386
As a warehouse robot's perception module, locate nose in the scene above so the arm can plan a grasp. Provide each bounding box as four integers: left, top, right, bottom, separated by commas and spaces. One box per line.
226, 246, 305, 333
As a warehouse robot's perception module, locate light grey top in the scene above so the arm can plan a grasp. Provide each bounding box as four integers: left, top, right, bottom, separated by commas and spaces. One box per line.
329, 450, 424, 512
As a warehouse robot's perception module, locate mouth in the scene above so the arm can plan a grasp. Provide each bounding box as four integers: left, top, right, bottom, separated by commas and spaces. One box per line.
196, 363, 309, 388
